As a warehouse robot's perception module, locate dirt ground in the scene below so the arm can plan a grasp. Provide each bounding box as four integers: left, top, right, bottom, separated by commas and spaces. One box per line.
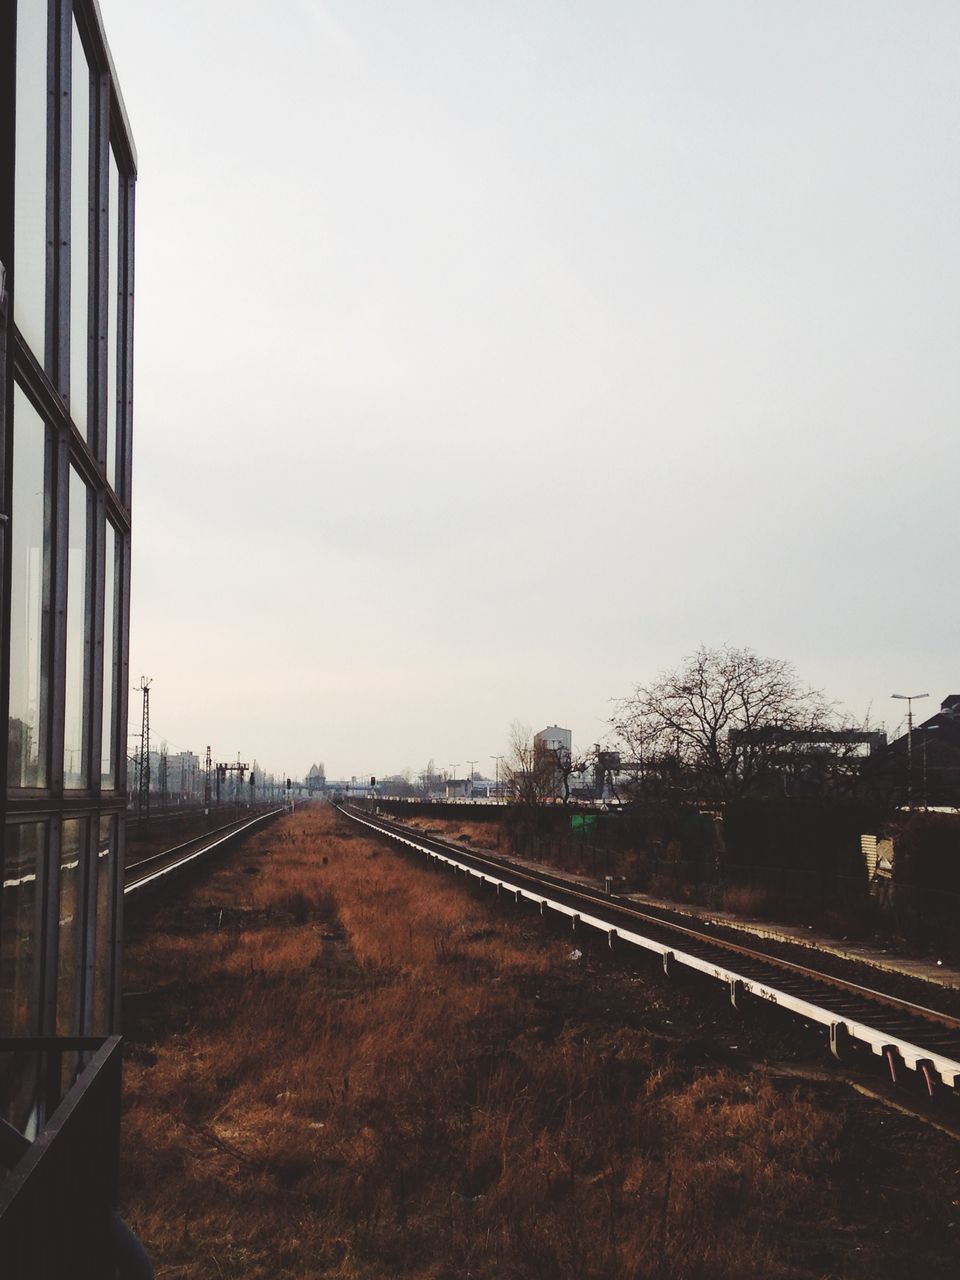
120, 804, 960, 1279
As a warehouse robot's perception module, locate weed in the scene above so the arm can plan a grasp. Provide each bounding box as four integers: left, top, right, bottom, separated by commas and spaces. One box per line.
120, 805, 960, 1280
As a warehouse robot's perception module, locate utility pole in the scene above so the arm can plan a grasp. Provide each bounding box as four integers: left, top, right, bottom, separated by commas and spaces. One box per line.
466, 759, 478, 798
204, 744, 212, 809
128, 744, 140, 809
491, 755, 504, 803
891, 693, 928, 806
217, 758, 249, 819
136, 677, 152, 824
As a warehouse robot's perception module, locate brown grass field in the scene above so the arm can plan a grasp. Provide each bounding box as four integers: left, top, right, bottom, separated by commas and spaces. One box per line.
120, 804, 960, 1278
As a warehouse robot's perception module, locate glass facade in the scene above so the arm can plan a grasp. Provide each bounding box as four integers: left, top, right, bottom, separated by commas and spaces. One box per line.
101, 522, 117, 786
92, 814, 115, 1032
0, 824, 45, 1039
106, 153, 119, 489
64, 468, 89, 789
7, 387, 49, 789
13, 0, 47, 363
1, 0, 137, 1105
70, 17, 91, 439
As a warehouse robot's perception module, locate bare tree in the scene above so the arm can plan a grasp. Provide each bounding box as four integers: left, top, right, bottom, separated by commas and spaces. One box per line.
503, 723, 557, 807
418, 758, 443, 797
539, 741, 592, 804
612, 645, 845, 802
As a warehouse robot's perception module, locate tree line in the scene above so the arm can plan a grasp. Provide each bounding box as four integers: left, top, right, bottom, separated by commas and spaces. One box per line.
506, 644, 900, 808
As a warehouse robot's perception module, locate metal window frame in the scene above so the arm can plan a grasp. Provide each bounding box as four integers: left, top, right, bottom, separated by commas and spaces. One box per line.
2, 0, 136, 1044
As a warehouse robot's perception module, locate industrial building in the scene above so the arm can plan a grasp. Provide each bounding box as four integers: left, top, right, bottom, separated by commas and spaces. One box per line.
534, 725, 573, 756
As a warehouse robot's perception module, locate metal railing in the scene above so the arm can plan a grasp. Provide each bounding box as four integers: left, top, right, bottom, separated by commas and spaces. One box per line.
0, 1036, 122, 1279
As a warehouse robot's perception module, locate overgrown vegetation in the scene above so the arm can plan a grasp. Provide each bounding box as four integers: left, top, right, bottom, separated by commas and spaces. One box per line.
387, 802, 960, 949
121, 805, 960, 1278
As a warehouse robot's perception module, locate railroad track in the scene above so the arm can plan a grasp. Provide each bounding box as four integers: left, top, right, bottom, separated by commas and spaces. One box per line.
125, 808, 285, 895
340, 805, 960, 1097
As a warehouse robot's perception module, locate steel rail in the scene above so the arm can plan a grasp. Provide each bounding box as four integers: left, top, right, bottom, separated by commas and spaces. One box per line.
340, 805, 960, 1091
126, 812, 278, 874
362, 813, 960, 1026
355, 810, 960, 1026
124, 808, 285, 895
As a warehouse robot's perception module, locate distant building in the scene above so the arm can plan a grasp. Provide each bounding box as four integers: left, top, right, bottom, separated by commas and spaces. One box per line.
467, 776, 502, 800
166, 751, 201, 800
534, 726, 572, 755
534, 726, 574, 799
885, 694, 960, 807
306, 763, 326, 792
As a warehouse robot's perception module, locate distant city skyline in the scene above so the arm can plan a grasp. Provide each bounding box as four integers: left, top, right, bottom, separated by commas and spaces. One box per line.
130, 688, 955, 788
99, 0, 958, 780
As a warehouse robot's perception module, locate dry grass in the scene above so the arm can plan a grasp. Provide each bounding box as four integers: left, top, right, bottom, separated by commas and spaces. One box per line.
388, 812, 656, 882
120, 805, 960, 1279
398, 815, 502, 850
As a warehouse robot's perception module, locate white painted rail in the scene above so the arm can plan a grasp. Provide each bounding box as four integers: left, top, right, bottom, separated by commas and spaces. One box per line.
343, 807, 960, 1090
125, 808, 285, 895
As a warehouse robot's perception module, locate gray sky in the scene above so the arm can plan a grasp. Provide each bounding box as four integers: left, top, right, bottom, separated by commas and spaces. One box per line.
99, 0, 959, 779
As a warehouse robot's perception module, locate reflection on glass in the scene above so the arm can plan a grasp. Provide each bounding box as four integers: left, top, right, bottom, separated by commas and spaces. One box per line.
93, 816, 115, 1032
0, 823, 45, 1037
14, 0, 48, 361
55, 819, 83, 1038
107, 152, 120, 487
64, 470, 89, 788
70, 18, 90, 435
101, 523, 117, 785
0, 823, 46, 1132
8, 385, 49, 788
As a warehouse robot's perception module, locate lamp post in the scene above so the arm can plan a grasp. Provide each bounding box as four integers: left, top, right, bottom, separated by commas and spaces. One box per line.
491, 755, 504, 804
891, 693, 928, 806
466, 759, 478, 799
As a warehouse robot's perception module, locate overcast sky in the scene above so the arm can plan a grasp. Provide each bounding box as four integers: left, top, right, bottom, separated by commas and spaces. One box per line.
98, 0, 958, 780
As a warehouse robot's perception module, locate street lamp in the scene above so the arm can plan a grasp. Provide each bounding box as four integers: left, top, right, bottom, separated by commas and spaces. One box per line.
891, 692, 928, 806
491, 755, 504, 804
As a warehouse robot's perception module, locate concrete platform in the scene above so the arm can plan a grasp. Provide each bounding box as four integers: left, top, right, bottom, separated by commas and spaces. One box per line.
620, 890, 960, 991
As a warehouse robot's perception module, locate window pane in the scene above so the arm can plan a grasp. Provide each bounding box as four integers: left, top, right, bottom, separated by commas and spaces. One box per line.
55, 819, 84, 1037
8, 385, 49, 788
0, 823, 45, 1037
92, 815, 115, 1032
0, 824, 46, 1133
101, 522, 117, 786
107, 152, 120, 487
14, 0, 48, 361
70, 18, 90, 436
64, 470, 90, 788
